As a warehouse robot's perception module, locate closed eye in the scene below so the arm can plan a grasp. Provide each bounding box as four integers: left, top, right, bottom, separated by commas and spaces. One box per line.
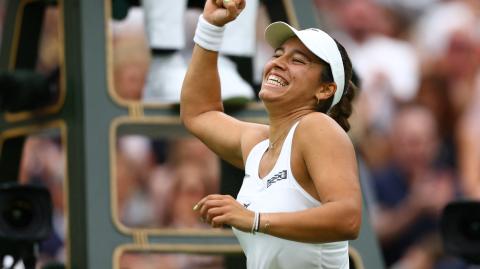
273, 48, 284, 58
292, 58, 306, 64
273, 52, 283, 59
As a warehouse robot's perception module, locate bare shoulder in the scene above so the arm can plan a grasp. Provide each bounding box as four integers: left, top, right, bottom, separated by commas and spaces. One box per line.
296, 113, 353, 150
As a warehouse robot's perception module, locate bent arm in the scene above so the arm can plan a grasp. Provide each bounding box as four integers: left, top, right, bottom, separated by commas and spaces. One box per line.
259, 201, 361, 243
198, 114, 362, 243
197, 193, 360, 243
260, 115, 362, 242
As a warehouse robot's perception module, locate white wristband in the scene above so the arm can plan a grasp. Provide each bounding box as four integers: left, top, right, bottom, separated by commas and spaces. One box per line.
193, 15, 225, 52
251, 211, 259, 234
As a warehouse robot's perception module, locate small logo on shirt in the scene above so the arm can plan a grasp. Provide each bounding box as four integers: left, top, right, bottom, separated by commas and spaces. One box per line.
243, 202, 251, 208
266, 170, 287, 188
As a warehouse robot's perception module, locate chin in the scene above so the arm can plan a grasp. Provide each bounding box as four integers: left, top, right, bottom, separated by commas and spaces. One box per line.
258, 88, 267, 100
259, 87, 285, 102
258, 89, 274, 102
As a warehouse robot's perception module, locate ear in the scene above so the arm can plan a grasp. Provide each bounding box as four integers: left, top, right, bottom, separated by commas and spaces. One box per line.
315, 83, 337, 101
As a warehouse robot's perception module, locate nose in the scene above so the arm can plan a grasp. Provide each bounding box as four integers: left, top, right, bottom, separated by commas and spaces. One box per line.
270, 55, 287, 70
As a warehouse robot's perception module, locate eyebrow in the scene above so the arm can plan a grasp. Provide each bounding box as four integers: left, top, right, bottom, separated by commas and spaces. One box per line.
275, 47, 318, 62
274, 47, 316, 60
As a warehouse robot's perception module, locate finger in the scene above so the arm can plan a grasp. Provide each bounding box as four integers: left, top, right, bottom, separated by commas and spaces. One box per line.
215, 0, 223, 6
193, 194, 223, 211
206, 206, 225, 223
193, 197, 206, 211
211, 215, 227, 228
236, 0, 246, 11
223, 0, 239, 19
199, 199, 225, 219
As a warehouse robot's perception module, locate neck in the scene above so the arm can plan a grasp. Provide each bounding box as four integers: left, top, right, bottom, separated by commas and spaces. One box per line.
267, 109, 311, 150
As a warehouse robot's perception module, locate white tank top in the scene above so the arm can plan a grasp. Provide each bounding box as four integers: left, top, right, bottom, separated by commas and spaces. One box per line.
233, 121, 349, 269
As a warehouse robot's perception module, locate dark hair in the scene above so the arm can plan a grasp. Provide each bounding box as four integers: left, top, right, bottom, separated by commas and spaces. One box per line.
316, 41, 358, 132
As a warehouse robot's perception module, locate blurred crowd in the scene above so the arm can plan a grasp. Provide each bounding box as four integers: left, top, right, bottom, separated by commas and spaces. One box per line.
19, 133, 66, 268
321, 0, 480, 268
116, 135, 220, 229
112, 0, 480, 268
116, 135, 224, 269
1, 0, 480, 268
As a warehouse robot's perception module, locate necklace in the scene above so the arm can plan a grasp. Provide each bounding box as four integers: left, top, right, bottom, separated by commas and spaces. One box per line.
268, 129, 290, 150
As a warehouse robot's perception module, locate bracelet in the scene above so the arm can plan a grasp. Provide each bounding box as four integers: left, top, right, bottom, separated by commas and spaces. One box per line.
260, 213, 270, 234
193, 15, 225, 52
263, 219, 270, 234
251, 211, 259, 234
256, 213, 261, 233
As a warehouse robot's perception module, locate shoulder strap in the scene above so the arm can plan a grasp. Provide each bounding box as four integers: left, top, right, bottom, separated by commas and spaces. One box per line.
276, 121, 301, 168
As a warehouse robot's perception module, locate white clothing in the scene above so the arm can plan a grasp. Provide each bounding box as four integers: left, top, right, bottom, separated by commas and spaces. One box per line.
233, 122, 349, 269
141, 0, 259, 56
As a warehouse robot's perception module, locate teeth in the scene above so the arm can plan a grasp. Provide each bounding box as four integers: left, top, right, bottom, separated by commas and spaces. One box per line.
266, 75, 288, 87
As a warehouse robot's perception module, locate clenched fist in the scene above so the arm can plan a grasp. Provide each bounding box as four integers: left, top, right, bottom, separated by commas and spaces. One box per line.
203, 0, 246, 27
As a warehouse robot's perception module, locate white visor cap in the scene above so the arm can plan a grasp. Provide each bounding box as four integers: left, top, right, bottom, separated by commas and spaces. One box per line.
265, 22, 345, 109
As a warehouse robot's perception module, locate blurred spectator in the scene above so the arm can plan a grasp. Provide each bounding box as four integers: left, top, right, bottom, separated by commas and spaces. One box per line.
316, 0, 421, 171
117, 135, 157, 227
111, 8, 150, 100
140, 0, 256, 103
415, 12, 480, 201
36, 6, 61, 75
436, 29, 480, 117
370, 105, 462, 269
19, 134, 66, 266
117, 136, 223, 268
146, 166, 176, 227
411, 0, 479, 67
456, 71, 480, 200
415, 72, 458, 171
118, 136, 220, 229
158, 137, 220, 228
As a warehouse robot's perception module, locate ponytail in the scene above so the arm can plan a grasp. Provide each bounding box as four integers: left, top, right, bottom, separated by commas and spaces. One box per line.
327, 80, 357, 131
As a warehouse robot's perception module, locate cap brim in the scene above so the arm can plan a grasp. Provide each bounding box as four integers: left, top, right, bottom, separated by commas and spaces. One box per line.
264, 22, 299, 49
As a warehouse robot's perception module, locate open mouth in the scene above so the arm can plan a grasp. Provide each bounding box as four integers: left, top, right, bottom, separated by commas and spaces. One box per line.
265, 74, 288, 87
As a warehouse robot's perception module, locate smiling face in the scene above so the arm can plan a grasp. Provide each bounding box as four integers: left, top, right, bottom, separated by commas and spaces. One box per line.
259, 37, 335, 111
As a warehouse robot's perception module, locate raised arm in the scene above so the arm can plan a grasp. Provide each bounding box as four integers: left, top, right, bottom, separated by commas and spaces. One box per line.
180, 0, 265, 168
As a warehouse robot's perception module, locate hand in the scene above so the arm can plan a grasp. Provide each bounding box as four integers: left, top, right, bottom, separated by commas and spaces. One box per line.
193, 194, 254, 232
203, 0, 246, 27
408, 173, 454, 216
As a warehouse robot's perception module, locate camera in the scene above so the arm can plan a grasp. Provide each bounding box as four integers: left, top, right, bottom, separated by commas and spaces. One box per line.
0, 69, 58, 113
441, 200, 480, 264
0, 182, 53, 268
